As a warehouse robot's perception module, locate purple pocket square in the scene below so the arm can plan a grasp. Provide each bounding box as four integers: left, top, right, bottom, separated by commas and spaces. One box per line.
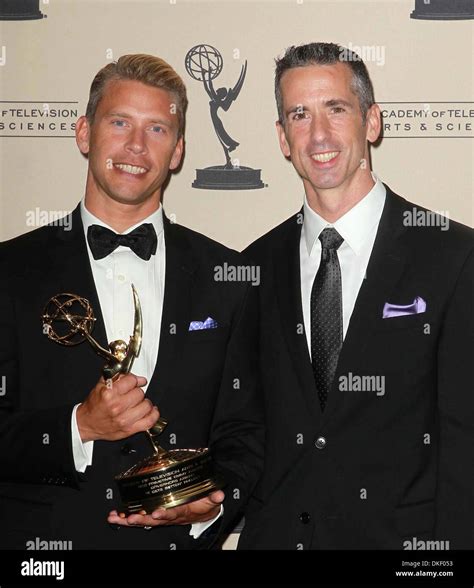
188, 317, 218, 331
383, 296, 426, 319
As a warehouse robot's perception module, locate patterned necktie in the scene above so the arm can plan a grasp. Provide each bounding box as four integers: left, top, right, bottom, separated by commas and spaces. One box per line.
310, 227, 344, 411
87, 223, 157, 261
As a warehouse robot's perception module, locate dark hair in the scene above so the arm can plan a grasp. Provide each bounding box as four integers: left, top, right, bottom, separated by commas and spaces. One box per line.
85, 54, 188, 137
275, 42, 375, 123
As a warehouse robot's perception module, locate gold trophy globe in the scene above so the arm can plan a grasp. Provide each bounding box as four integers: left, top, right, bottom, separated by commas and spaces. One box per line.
42, 285, 223, 514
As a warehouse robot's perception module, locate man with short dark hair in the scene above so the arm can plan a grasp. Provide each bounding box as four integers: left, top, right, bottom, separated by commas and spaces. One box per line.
239, 42, 473, 550
0, 54, 263, 549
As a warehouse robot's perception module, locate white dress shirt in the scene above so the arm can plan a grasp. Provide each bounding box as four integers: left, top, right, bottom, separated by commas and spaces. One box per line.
71, 200, 221, 537
300, 174, 386, 356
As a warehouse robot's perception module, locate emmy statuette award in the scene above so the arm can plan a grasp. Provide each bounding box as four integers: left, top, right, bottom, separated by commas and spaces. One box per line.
185, 44, 265, 190
42, 286, 223, 514
0, 0, 45, 20
411, 0, 474, 20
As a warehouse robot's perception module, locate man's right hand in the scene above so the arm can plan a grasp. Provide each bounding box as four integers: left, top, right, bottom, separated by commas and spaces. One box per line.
76, 374, 159, 442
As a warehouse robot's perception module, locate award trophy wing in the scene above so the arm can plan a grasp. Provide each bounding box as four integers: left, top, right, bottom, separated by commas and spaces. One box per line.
42, 286, 223, 514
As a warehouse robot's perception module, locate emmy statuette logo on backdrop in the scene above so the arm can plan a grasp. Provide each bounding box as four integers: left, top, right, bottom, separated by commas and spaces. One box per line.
411, 0, 474, 20
185, 44, 265, 190
0, 0, 45, 20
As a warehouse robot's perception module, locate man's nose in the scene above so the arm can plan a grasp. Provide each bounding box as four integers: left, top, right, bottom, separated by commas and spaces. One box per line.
310, 113, 331, 144
125, 128, 147, 154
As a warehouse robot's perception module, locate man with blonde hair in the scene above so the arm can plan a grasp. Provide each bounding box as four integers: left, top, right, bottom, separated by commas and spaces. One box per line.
0, 54, 263, 549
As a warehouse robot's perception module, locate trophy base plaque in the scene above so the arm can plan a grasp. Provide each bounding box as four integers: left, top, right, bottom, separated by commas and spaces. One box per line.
115, 448, 224, 514
0, 0, 45, 20
192, 165, 264, 190
411, 0, 474, 19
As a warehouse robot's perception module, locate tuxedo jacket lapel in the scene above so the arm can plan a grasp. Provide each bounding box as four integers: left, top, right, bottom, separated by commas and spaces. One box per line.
146, 215, 195, 405
54, 205, 108, 350
32, 204, 109, 404
323, 188, 410, 423
274, 213, 321, 421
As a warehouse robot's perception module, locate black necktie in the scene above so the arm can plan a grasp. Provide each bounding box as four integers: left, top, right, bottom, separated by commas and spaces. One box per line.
87, 223, 157, 261
310, 227, 344, 411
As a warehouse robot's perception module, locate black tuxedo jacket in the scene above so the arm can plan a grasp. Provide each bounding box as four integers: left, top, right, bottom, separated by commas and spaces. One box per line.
239, 186, 473, 550
0, 205, 263, 550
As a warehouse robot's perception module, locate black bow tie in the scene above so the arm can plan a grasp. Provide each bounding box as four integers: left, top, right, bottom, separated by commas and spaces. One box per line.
87, 223, 158, 261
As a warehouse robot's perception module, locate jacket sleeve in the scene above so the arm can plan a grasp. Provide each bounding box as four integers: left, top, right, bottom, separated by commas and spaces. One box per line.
0, 250, 80, 489
207, 280, 265, 544
435, 247, 474, 548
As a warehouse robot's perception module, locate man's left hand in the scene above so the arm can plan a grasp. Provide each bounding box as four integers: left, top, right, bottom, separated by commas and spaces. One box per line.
107, 490, 225, 528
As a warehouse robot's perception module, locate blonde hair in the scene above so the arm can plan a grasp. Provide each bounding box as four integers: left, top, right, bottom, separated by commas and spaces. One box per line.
85, 54, 188, 137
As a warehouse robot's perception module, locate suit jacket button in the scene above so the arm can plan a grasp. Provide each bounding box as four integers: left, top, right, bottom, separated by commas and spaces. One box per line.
120, 443, 136, 455
299, 512, 311, 524
315, 436, 326, 449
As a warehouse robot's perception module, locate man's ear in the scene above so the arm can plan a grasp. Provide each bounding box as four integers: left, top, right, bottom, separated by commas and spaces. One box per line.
75, 116, 91, 155
365, 103, 381, 144
169, 135, 184, 170
276, 120, 291, 158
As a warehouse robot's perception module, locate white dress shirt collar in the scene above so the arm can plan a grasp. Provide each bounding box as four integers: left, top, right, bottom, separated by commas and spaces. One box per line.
303, 173, 386, 256
80, 199, 164, 241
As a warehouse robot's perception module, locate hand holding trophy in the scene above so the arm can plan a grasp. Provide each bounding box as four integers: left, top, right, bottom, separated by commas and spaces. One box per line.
42, 286, 223, 515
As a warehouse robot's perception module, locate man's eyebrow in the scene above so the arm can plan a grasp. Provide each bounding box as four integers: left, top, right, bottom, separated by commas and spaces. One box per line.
325, 99, 353, 108
105, 112, 132, 119
148, 118, 172, 127
285, 104, 309, 117
105, 112, 172, 126
284, 98, 354, 117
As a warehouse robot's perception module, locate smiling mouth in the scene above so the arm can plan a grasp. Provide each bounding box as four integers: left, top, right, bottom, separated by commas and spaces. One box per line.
311, 151, 339, 163
114, 163, 148, 175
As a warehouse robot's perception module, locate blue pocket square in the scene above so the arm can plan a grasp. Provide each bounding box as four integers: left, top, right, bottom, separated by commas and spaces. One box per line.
188, 317, 218, 331
382, 296, 426, 319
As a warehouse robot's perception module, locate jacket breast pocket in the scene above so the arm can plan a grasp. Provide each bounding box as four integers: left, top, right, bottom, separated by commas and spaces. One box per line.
374, 313, 431, 333
186, 326, 230, 343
